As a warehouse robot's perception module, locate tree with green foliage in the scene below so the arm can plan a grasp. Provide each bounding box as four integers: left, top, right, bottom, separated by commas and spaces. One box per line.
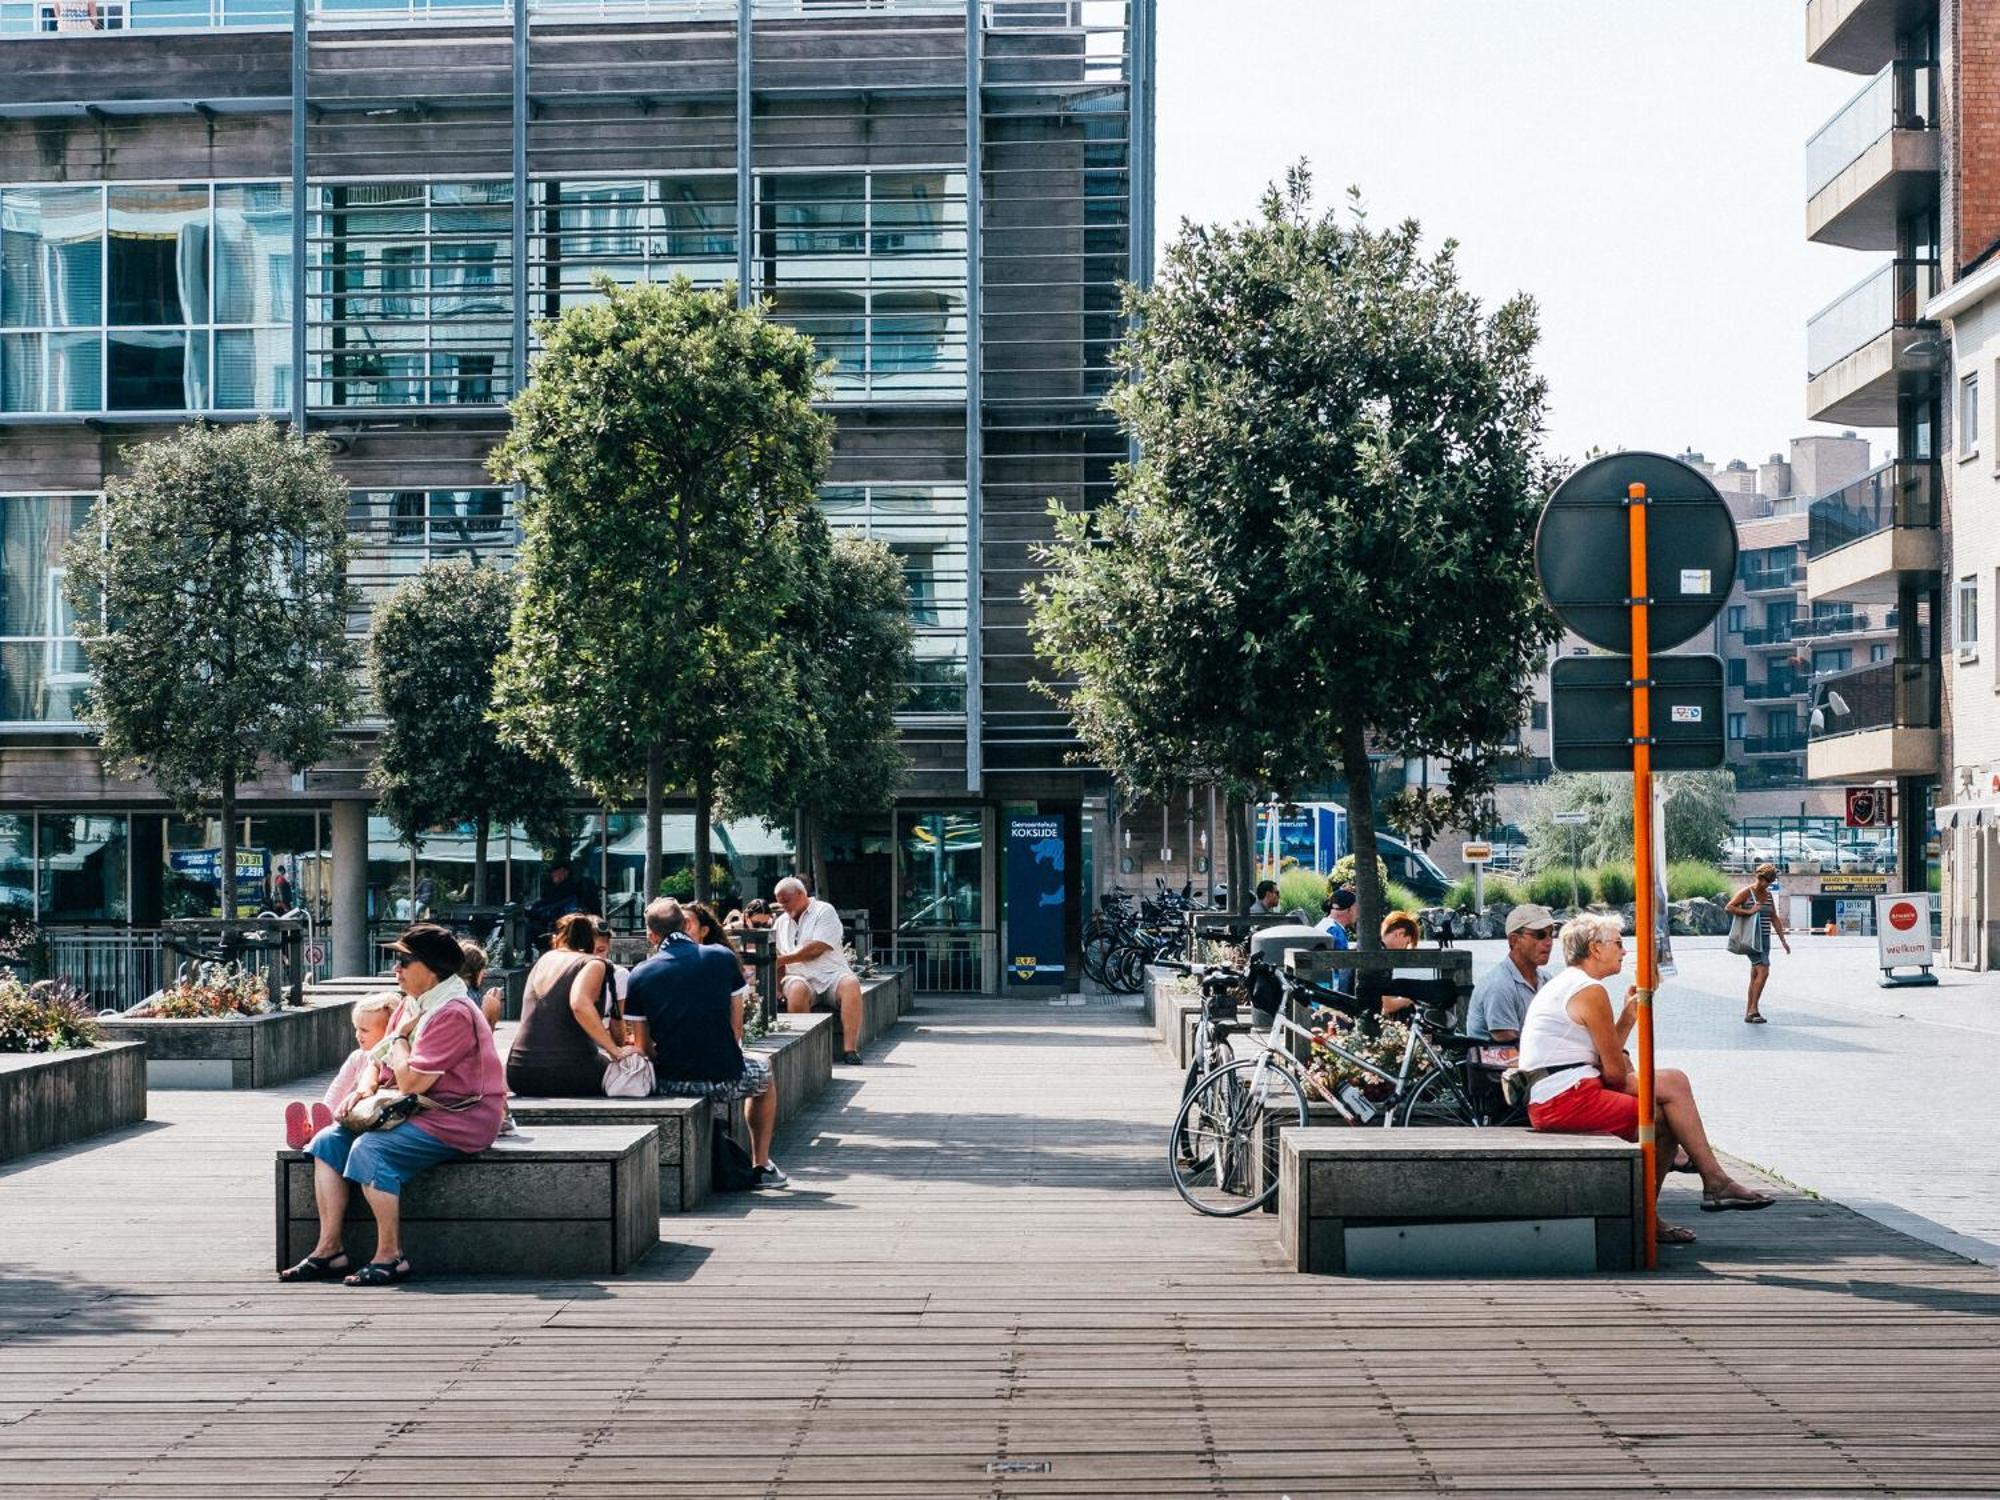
63, 421, 358, 921
729, 510, 915, 889
491, 276, 832, 904
368, 561, 575, 906
1029, 166, 1559, 949
1523, 769, 1735, 873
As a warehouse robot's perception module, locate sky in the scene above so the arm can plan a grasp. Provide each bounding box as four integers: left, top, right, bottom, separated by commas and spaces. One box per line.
1153, 0, 1888, 475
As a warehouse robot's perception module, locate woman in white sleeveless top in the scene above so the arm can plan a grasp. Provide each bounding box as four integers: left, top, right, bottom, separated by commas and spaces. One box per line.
1519, 912, 1772, 1245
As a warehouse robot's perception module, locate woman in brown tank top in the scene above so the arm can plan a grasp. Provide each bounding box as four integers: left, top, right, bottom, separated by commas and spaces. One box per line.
505, 912, 639, 1097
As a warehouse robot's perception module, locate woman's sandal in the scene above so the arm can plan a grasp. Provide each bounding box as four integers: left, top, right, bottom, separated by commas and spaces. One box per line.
1701, 1190, 1775, 1212
1656, 1224, 1698, 1245
1744, 1012, 1769, 1024
278, 1252, 352, 1282
343, 1257, 413, 1287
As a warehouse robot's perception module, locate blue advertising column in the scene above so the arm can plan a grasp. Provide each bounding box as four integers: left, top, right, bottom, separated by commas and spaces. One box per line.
1006, 815, 1067, 987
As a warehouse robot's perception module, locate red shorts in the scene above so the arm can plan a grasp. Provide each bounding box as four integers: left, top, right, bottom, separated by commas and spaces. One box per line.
1528, 1076, 1639, 1142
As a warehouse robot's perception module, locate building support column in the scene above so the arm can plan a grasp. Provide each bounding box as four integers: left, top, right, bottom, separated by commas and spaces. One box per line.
330, 799, 370, 977
289, 0, 308, 430
963, 2, 984, 794
736, 0, 753, 308
511, 0, 528, 388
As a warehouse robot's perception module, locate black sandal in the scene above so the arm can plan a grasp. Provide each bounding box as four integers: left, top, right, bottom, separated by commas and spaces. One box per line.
278, 1252, 351, 1283
343, 1257, 412, 1287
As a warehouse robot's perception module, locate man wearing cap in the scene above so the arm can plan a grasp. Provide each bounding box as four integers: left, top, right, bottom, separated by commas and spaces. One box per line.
1466, 904, 1557, 1043
1319, 888, 1357, 947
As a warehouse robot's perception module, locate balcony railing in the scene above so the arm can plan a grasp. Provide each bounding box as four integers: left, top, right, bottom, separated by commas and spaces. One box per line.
1740, 563, 1805, 592
1807, 258, 1939, 377
1742, 734, 1805, 756
1742, 624, 1796, 647
1806, 57, 1937, 197
1, 0, 963, 31
1808, 657, 1939, 741
1742, 680, 1802, 702
1807, 458, 1939, 559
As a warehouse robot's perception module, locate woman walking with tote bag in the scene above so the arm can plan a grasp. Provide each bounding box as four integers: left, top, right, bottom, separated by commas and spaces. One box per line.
1725, 863, 1790, 1024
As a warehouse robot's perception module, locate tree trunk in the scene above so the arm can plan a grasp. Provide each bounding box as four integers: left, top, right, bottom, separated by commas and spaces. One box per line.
218, 777, 239, 927
644, 747, 665, 905
693, 766, 714, 906
473, 815, 490, 906
1341, 721, 1382, 952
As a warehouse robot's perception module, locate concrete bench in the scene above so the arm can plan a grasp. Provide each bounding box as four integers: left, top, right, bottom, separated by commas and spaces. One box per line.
856, 968, 909, 1048
511, 1011, 837, 1212
1147, 967, 1205, 1071
102, 995, 357, 1089
1278, 1127, 1646, 1276
276, 1124, 660, 1276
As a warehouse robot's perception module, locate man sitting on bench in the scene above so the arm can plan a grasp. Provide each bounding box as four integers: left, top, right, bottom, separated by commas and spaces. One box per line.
772, 877, 866, 1066
627, 898, 788, 1190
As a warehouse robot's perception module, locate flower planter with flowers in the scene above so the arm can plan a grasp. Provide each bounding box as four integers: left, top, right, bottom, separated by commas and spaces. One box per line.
98, 962, 357, 1089
1306, 1012, 1433, 1124
0, 975, 147, 1164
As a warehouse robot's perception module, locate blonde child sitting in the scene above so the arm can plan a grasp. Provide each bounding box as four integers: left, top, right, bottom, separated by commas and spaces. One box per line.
283, 993, 399, 1148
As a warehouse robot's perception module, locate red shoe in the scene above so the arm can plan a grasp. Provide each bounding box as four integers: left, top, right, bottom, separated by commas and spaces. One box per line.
310, 1102, 333, 1135
284, 1101, 312, 1150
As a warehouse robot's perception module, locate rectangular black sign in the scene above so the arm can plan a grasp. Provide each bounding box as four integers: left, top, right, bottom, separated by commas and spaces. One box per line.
1550, 654, 1726, 773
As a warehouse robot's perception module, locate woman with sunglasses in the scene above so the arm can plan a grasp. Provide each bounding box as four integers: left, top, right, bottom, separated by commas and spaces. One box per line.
1517, 912, 1772, 1244
282, 923, 505, 1286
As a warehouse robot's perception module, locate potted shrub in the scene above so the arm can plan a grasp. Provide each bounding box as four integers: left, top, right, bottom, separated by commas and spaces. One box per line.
0, 974, 147, 1164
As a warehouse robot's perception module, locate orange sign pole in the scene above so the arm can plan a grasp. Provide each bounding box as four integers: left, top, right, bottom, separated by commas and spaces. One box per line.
1628, 481, 1659, 1269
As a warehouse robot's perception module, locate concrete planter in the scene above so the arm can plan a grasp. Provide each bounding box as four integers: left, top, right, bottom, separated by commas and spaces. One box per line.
856, 968, 910, 1047
0, 1041, 147, 1164
100, 996, 356, 1089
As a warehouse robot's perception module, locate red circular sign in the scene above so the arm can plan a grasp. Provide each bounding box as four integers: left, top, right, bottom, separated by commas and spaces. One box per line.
1888, 901, 1919, 932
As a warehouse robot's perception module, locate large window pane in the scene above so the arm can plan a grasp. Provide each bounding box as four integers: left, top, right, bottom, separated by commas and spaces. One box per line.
108, 328, 208, 411
657, 176, 735, 262
770, 288, 865, 382
215, 183, 292, 324
1, 186, 103, 328
763, 175, 865, 256
0, 332, 43, 411
108, 185, 210, 326
38, 812, 128, 923
214, 327, 288, 409
0, 492, 94, 636
872, 172, 965, 256
0, 813, 31, 914
897, 810, 981, 929
48, 332, 100, 410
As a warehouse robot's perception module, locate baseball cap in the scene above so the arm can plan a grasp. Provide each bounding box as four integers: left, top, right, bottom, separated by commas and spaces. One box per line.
1505, 903, 1558, 936
1326, 888, 1357, 912
387, 922, 464, 979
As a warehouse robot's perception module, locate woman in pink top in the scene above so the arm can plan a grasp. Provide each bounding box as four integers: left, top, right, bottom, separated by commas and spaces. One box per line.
280, 924, 505, 1288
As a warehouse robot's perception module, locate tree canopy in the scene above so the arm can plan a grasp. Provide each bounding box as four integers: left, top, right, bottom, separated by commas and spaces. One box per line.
368, 560, 575, 905
491, 276, 832, 903
728, 509, 914, 878
1029, 166, 1560, 944
63, 420, 358, 919
1524, 769, 1735, 872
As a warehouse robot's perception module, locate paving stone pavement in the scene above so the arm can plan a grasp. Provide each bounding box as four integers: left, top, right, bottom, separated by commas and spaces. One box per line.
1464, 935, 2000, 1265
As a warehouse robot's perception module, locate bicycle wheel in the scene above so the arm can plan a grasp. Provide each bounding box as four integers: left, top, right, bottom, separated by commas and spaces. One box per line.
1395, 1067, 1486, 1128
1109, 944, 1147, 994
1170, 1057, 1307, 1216
1082, 932, 1115, 985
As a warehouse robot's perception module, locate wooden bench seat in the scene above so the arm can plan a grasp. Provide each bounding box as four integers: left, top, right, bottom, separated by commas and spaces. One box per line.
510, 1011, 838, 1212
276, 1124, 660, 1276
1278, 1127, 1646, 1276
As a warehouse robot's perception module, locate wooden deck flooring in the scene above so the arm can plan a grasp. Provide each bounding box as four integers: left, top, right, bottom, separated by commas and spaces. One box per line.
4, 999, 2000, 1496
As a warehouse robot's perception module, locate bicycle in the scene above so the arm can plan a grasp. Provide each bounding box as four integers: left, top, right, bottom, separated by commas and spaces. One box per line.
1167, 961, 1491, 1216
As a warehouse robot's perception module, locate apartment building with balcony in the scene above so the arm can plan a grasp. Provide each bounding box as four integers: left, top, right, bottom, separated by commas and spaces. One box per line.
1919, 4, 2000, 967
1802, 0, 1952, 894
0, 0, 1156, 993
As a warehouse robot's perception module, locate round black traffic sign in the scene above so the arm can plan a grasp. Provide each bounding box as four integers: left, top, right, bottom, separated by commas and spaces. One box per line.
1534, 451, 1738, 654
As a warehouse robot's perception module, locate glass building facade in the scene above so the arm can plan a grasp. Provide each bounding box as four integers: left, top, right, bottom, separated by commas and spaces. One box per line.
0, 0, 1153, 991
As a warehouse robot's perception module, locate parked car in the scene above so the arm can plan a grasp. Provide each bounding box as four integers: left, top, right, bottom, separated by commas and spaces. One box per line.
1721, 836, 1778, 871
1373, 834, 1451, 903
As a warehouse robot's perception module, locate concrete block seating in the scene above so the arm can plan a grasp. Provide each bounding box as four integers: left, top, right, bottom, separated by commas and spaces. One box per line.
1147, 966, 1206, 1071
276, 1124, 660, 1276
1278, 1127, 1647, 1276
101, 995, 358, 1089
0, 1042, 147, 1164
855, 968, 911, 1048
511, 1012, 838, 1213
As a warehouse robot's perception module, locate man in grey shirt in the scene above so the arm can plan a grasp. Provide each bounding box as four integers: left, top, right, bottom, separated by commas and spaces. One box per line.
1466, 903, 1558, 1042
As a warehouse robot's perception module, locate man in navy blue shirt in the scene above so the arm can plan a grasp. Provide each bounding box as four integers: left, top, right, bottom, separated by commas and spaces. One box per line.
626, 897, 787, 1189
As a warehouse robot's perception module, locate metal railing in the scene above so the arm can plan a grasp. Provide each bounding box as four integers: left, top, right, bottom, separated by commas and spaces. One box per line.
1807, 258, 1938, 377
43, 928, 172, 1011
1809, 657, 1940, 741
1742, 680, 1801, 701
871, 927, 994, 994
1742, 623, 1796, 647
1794, 608, 1895, 641
1740, 733, 1804, 756
1740, 563, 1805, 592
1806, 57, 1937, 197
1807, 459, 1939, 559
3, 0, 982, 31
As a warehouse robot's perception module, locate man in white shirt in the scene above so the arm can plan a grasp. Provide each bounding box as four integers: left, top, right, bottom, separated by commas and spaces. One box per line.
772, 876, 866, 1065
